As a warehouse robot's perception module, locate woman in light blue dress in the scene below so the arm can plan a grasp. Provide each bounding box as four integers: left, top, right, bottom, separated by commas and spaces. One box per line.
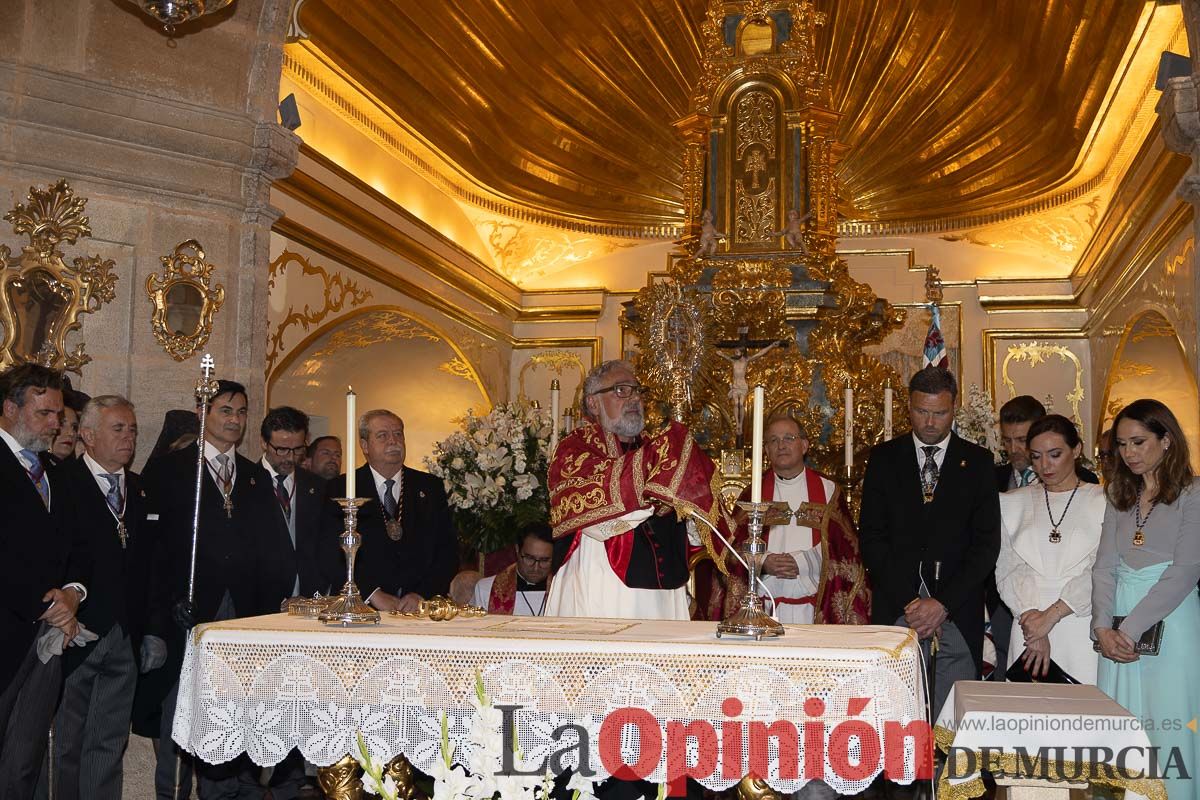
1093, 399, 1200, 798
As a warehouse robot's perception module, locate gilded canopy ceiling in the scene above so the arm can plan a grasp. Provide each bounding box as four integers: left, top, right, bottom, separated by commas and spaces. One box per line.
301, 1, 1148, 229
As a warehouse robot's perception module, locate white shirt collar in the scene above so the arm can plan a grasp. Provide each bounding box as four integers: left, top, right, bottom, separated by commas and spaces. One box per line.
260, 456, 293, 487
912, 431, 952, 453
0, 424, 28, 463
773, 467, 806, 485
369, 464, 403, 496
83, 452, 123, 480
203, 439, 236, 461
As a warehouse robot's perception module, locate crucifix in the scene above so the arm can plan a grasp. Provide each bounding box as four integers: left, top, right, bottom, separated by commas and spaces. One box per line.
746, 149, 767, 191
715, 327, 791, 447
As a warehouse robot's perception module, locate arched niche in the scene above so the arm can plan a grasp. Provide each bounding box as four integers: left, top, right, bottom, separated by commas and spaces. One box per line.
268, 306, 490, 469
1098, 310, 1200, 470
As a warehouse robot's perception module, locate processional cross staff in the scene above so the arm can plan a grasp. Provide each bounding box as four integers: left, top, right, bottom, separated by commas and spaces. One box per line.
715, 327, 790, 448
187, 354, 220, 609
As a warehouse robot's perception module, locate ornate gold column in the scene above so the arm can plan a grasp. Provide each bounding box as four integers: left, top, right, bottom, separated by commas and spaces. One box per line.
674, 113, 713, 241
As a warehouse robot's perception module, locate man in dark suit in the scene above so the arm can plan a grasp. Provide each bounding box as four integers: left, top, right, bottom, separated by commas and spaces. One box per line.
137, 379, 283, 800
860, 366, 1001, 717
0, 364, 87, 798
44, 395, 154, 800
324, 409, 457, 613
259, 406, 341, 602
259, 406, 341, 800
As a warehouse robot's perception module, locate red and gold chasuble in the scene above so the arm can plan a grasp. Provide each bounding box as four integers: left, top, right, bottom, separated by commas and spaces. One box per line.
486, 563, 551, 615
549, 421, 732, 584
704, 469, 870, 624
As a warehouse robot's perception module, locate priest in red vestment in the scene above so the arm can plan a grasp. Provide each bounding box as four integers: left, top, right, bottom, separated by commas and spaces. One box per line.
473, 524, 554, 615
545, 360, 730, 620
705, 414, 870, 624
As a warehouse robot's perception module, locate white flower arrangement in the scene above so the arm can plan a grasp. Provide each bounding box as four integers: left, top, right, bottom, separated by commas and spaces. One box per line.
954, 383, 1002, 464
354, 672, 582, 800
424, 403, 553, 554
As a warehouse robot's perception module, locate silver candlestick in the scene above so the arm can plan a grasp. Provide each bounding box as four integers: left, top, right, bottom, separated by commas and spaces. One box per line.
319, 497, 380, 625
717, 499, 790, 640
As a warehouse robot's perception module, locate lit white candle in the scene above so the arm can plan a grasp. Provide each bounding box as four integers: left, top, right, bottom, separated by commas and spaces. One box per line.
844, 384, 854, 469
883, 381, 893, 441
345, 386, 357, 498
550, 379, 560, 450
750, 385, 764, 503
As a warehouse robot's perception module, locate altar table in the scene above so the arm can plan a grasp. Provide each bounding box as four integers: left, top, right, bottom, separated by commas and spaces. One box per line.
934, 680, 1163, 800
173, 613, 925, 795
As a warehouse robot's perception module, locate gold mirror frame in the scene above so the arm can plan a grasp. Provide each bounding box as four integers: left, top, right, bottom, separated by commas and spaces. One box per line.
146, 239, 225, 361
0, 180, 118, 374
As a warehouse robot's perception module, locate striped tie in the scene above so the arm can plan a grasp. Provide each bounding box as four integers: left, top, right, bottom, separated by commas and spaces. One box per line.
19, 448, 48, 508
102, 473, 123, 515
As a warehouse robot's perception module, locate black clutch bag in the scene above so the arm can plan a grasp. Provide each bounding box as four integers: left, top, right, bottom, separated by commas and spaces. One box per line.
1005, 651, 1081, 684
1091, 617, 1164, 656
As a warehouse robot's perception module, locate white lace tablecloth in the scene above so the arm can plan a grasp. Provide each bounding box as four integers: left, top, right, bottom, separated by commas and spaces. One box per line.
173, 613, 924, 794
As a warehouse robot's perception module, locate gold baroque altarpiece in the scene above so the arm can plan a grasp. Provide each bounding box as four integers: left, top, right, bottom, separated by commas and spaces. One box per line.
628, 0, 905, 484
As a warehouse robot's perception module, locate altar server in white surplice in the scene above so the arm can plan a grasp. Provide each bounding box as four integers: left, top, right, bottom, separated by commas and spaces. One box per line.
756, 417, 835, 624
996, 414, 1106, 684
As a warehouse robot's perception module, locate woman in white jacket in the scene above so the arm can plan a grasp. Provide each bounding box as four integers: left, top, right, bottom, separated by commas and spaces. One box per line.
996, 414, 1105, 683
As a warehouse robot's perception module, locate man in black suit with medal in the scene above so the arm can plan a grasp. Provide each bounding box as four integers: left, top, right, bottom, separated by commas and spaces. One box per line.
324, 409, 458, 613
44, 395, 154, 800
259, 406, 341, 800
0, 364, 87, 798
259, 406, 341, 603
859, 366, 1001, 717
137, 379, 284, 800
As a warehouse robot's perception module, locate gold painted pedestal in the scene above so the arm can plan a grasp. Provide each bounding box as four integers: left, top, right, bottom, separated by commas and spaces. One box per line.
317, 753, 418, 800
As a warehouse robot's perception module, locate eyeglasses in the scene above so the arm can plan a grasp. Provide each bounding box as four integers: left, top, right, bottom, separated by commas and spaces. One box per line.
591, 383, 645, 399
267, 443, 308, 458
519, 553, 552, 567
767, 434, 804, 446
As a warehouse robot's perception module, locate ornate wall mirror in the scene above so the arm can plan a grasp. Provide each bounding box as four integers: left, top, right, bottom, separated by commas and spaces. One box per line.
146, 240, 224, 361
0, 180, 117, 374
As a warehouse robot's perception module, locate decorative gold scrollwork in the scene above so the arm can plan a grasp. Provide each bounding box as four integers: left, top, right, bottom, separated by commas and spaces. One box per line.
736, 774, 783, 800
316, 754, 364, 800
518, 349, 587, 408
146, 240, 225, 361
1002, 342, 1085, 423
0, 180, 117, 374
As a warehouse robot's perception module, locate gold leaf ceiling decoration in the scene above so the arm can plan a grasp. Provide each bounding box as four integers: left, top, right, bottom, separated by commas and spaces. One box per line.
302, 1, 1149, 229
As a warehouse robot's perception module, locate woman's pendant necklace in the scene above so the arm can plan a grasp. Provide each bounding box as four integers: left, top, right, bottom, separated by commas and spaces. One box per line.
1133, 486, 1156, 547
1043, 480, 1080, 544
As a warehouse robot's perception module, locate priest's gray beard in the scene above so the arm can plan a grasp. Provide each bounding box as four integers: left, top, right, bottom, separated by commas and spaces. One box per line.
599, 402, 645, 440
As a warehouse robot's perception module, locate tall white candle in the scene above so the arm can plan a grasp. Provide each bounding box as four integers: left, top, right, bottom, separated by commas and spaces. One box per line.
844, 384, 854, 469
883, 381, 893, 441
750, 385, 765, 503
345, 386, 357, 498
550, 379, 560, 451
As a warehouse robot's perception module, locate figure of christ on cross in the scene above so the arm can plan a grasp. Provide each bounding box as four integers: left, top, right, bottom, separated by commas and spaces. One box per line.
715, 327, 791, 447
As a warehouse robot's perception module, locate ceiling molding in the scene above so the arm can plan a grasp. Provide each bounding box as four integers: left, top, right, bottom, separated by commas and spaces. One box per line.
282, 42, 682, 238
273, 216, 512, 344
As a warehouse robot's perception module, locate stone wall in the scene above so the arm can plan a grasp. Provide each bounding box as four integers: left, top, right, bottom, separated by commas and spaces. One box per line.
0, 0, 298, 464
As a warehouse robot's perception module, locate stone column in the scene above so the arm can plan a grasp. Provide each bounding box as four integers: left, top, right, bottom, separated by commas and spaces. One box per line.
1157, 0, 1200, 382
0, 0, 299, 462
